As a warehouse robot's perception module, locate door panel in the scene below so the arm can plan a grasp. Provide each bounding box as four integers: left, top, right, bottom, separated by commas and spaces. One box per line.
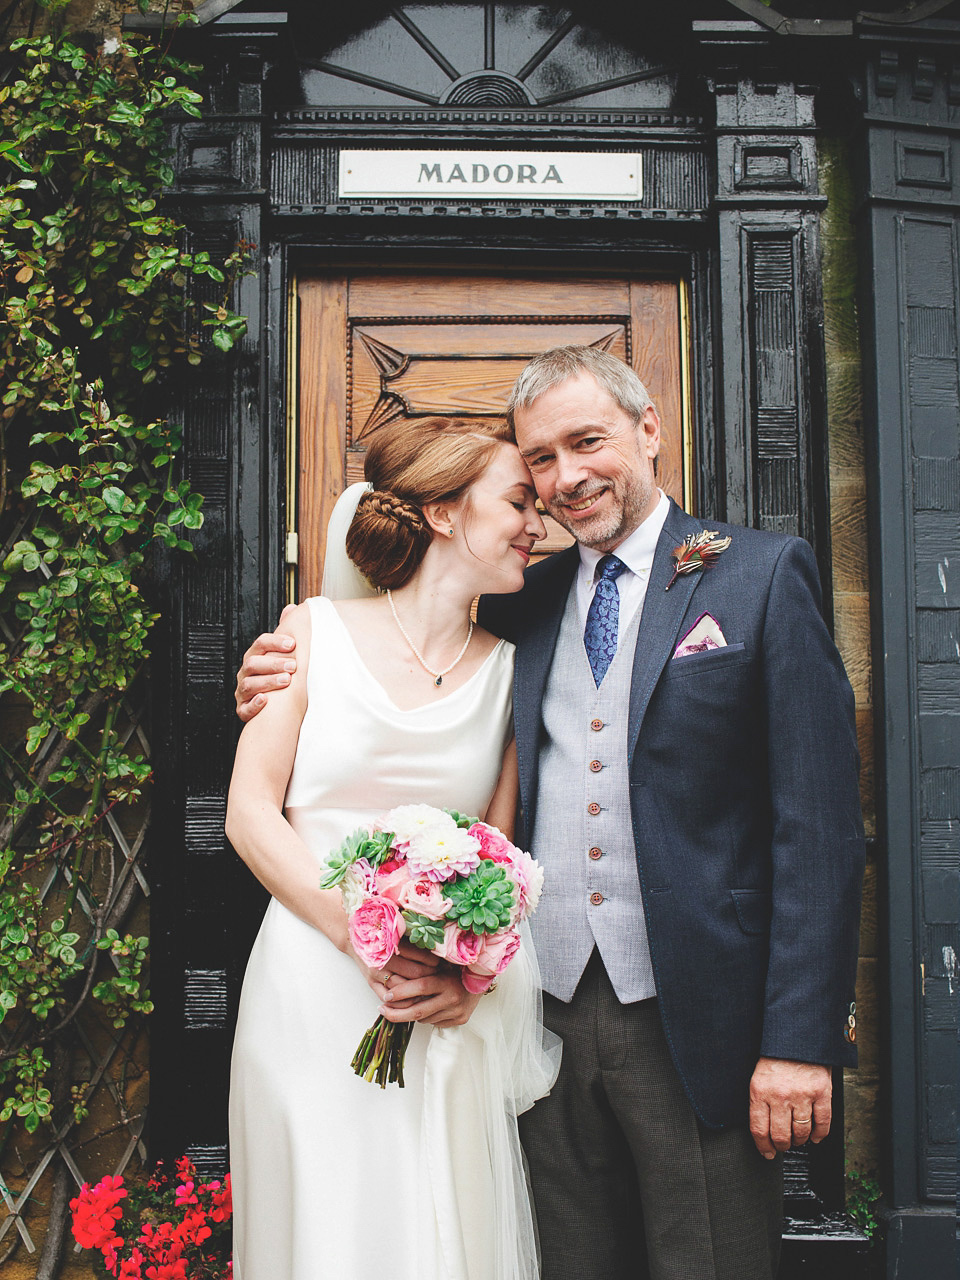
298, 271, 687, 598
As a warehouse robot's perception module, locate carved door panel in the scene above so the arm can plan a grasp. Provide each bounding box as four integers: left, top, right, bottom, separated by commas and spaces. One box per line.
297, 271, 688, 597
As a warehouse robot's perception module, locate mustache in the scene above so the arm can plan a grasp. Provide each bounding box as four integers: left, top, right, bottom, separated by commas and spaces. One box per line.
553, 483, 606, 506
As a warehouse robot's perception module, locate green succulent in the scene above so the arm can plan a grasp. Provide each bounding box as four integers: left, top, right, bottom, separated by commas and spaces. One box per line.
445, 862, 515, 934
402, 913, 445, 950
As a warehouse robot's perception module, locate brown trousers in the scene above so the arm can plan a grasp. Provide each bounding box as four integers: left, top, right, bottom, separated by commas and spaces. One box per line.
519, 952, 783, 1280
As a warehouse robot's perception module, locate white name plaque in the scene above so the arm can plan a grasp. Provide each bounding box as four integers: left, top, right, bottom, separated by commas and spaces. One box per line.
338, 150, 642, 202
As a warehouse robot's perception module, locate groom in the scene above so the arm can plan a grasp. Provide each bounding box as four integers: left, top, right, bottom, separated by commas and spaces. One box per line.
235, 347, 864, 1279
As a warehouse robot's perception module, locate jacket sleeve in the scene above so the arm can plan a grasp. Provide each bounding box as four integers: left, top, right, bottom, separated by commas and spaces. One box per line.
757, 537, 864, 1068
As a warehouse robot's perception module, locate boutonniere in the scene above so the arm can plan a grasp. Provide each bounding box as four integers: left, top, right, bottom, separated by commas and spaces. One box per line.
665, 531, 732, 591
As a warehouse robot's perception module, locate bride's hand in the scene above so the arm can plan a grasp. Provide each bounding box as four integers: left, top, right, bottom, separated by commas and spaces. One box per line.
352, 939, 440, 1002
378, 962, 482, 1029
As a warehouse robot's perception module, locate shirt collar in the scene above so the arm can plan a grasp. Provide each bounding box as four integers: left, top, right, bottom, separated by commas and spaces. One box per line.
578, 490, 670, 583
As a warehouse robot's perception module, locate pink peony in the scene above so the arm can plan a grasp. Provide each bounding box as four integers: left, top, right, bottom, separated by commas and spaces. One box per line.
461, 929, 522, 994
474, 927, 522, 976
395, 876, 452, 920
462, 969, 498, 995
504, 848, 543, 918
468, 822, 513, 861
434, 922, 484, 967
348, 897, 405, 969
374, 862, 413, 904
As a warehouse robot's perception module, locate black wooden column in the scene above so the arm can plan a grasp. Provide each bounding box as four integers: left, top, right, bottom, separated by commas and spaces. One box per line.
149, 22, 279, 1171
855, 21, 959, 1279
698, 23, 831, 592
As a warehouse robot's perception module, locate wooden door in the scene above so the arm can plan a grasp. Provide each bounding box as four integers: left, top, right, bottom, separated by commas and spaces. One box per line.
296, 270, 689, 598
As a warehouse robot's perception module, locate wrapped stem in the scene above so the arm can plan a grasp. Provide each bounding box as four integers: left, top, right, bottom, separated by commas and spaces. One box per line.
351, 1016, 415, 1088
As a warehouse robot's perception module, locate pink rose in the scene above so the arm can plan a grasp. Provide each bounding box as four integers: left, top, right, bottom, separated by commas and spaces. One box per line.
434, 923, 484, 968
396, 876, 452, 921
468, 822, 514, 861
458, 929, 523, 991
374, 862, 413, 905
461, 969, 497, 995
348, 897, 405, 969
472, 928, 522, 977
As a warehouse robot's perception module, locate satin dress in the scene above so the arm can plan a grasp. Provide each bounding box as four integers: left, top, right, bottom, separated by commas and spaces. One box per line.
229, 597, 559, 1280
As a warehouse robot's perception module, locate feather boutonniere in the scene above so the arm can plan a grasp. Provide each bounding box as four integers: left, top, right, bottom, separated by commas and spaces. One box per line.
665, 530, 732, 591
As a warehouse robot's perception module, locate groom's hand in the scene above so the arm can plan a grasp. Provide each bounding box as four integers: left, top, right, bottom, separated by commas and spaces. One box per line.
748, 1056, 832, 1158
235, 604, 298, 722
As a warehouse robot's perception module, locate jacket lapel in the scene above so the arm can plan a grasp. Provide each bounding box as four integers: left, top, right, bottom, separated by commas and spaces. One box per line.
513, 545, 579, 830
627, 501, 706, 766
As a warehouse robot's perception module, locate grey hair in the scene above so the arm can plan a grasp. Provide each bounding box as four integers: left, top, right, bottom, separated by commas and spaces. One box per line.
506, 345, 654, 426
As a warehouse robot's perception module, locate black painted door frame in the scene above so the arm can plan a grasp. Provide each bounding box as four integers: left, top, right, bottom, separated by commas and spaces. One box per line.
140, 8, 960, 1275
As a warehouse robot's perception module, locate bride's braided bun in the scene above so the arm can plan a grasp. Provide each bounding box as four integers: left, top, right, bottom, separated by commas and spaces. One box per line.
345, 416, 513, 590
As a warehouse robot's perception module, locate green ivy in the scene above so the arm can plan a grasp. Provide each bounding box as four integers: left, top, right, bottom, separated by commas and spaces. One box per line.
0, 8, 247, 1194
846, 1167, 883, 1242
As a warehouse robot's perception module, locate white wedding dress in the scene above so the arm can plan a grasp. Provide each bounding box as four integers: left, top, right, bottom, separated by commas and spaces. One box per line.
229, 597, 559, 1280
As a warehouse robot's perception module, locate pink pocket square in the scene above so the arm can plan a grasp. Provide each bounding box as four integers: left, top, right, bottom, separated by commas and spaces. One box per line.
673, 613, 728, 659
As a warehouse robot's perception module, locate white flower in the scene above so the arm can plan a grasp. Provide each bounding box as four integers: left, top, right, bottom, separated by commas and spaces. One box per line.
384, 804, 453, 848
340, 860, 375, 916
406, 825, 481, 882
521, 854, 544, 916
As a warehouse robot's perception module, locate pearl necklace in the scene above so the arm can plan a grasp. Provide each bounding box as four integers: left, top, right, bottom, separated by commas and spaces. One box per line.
386, 590, 474, 687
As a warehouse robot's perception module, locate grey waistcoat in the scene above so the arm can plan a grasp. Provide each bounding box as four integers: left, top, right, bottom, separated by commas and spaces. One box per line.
529, 581, 656, 1004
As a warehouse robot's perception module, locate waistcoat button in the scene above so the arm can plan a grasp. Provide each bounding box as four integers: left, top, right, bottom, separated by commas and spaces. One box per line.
589, 759, 603, 773
589, 847, 603, 860
590, 718, 604, 731
589, 892, 604, 906
587, 802, 601, 816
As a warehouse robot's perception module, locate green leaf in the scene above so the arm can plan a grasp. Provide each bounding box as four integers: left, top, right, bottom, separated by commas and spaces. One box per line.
102, 486, 126, 513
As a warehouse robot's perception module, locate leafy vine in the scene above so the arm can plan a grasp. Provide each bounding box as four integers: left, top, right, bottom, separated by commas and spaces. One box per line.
0, 9, 247, 1271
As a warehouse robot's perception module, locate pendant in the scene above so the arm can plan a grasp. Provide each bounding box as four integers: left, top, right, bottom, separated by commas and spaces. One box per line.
434, 675, 443, 687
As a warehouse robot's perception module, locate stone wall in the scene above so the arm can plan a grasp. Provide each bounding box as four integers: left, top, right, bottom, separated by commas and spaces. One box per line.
820, 137, 881, 1183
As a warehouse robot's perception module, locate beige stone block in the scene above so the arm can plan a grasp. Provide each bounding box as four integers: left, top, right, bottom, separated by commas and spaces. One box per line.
826, 362, 866, 469
831, 492, 871, 593
834, 594, 872, 706
843, 1072, 882, 1179
852, 956, 881, 1078
857, 707, 876, 838
858, 859, 879, 958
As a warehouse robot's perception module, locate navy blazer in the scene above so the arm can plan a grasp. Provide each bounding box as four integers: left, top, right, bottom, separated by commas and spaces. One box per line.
479, 499, 864, 1128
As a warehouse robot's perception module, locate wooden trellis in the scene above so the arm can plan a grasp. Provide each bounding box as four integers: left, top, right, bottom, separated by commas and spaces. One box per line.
0, 517, 152, 1264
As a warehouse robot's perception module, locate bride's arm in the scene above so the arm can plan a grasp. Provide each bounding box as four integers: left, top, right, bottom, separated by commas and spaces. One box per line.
482, 738, 519, 840
225, 603, 350, 951
226, 603, 464, 1021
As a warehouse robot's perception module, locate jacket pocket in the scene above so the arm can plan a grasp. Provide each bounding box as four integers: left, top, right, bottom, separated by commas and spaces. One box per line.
665, 642, 747, 677
731, 888, 772, 936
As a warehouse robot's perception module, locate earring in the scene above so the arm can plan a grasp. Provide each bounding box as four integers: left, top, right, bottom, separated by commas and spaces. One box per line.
448, 527, 454, 537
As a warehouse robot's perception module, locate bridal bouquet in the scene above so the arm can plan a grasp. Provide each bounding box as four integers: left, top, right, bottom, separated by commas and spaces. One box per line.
320, 804, 543, 1087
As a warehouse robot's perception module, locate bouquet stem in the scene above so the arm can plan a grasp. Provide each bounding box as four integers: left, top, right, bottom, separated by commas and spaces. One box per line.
351, 1016, 415, 1088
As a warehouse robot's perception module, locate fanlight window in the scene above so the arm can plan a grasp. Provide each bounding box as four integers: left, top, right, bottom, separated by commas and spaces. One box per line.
296, 5, 676, 109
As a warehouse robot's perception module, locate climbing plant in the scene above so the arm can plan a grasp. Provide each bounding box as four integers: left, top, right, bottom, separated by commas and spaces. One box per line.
0, 6, 247, 1270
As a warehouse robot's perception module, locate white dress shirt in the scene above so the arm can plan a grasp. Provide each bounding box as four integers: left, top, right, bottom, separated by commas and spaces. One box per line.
576, 490, 670, 643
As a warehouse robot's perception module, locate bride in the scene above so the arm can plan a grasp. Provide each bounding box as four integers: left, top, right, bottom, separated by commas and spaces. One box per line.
225, 416, 560, 1280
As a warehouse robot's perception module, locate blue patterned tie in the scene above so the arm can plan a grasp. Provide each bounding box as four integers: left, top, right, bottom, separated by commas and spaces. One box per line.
584, 555, 627, 686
